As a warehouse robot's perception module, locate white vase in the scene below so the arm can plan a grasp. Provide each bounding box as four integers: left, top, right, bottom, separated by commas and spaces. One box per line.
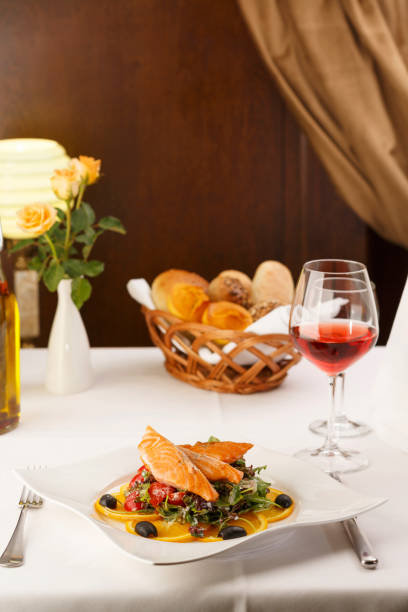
45, 279, 94, 394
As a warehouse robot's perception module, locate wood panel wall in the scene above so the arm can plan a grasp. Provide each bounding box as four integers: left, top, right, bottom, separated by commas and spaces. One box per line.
0, 0, 405, 346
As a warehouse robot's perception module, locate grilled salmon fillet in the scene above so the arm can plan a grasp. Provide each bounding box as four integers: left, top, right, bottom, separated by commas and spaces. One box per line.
138, 426, 218, 501
182, 448, 243, 483
179, 441, 253, 464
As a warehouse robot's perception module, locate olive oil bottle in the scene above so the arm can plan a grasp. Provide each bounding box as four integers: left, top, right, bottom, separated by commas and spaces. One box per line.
0, 224, 20, 434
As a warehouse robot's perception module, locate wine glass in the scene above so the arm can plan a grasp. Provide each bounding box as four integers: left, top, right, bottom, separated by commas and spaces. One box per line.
289, 259, 379, 473
309, 281, 379, 439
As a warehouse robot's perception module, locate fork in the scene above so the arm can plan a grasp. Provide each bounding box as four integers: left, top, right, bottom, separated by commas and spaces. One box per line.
0, 484, 43, 568
330, 471, 378, 570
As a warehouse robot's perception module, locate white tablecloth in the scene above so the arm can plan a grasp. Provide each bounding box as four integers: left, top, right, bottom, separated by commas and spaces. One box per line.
1, 347, 407, 612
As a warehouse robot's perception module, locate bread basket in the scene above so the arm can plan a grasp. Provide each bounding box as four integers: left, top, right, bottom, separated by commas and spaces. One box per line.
142, 306, 301, 394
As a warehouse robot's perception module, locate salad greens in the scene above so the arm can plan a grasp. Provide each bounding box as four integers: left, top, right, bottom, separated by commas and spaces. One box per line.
157, 460, 273, 536
127, 437, 274, 536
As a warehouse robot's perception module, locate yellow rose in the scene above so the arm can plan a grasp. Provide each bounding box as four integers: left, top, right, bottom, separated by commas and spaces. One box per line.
70, 156, 101, 185
50, 168, 80, 200
16, 203, 57, 236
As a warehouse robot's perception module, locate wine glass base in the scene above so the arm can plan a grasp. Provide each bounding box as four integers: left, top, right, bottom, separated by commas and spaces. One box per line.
294, 446, 369, 474
309, 419, 372, 438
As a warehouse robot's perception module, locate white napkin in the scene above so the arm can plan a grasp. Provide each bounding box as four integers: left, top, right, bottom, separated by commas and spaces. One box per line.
126, 278, 188, 354
198, 306, 291, 365
127, 278, 347, 366
371, 275, 408, 452
127, 279, 155, 310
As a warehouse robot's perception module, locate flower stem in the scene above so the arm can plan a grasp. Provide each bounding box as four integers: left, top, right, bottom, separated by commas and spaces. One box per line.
43, 233, 59, 263
64, 198, 73, 258
76, 182, 86, 210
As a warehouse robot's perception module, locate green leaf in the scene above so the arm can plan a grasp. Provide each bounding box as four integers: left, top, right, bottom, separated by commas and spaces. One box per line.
63, 259, 85, 278
9, 239, 36, 253
82, 260, 104, 277
71, 277, 92, 309
38, 243, 49, 259
38, 258, 51, 279
82, 244, 92, 260
81, 202, 95, 225
207, 435, 220, 443
98, 216, 126, 234
43, 261, 65, 292
71, 207, 90, 233
55, 244, 66, 260
56, 208, 66, 222
75, 227, 96, 245
228, 485, 242, 505
47, 225, 66, 244
27, 256, 44, 272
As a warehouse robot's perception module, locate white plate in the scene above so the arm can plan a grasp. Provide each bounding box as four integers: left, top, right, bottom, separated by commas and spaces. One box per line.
14, 445, 386, 565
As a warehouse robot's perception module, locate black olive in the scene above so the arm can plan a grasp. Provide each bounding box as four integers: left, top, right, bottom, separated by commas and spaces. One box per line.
99, 494, 117, 509
218, 526, 247, 540
275, 493, 293, 508
135, 521, 158, 538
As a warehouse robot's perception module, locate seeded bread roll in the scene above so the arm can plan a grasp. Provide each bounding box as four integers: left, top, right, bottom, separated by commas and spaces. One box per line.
151, 269, 209, 312
249, 300, 282, 321
208, 270, 252, 309
251, 261, 294, 305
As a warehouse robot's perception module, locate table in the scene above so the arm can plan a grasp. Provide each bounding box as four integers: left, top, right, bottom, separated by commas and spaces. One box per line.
1, 347, 407, 612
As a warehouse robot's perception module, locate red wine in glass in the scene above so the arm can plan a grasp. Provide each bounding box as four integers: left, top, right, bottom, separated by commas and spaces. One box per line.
292, 321, 378, 376
289, 259, 379, 473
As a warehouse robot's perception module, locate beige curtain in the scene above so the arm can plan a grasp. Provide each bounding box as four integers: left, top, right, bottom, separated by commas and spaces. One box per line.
238, 0, 408, 249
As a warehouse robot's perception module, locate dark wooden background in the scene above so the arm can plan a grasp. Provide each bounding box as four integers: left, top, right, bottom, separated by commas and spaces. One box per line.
1, 0, 406, 346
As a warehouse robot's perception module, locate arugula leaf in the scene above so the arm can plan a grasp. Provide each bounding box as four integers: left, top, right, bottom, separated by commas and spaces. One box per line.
228, 484, 242, 505
253, 465, 267, 474
256, 477, 271, 498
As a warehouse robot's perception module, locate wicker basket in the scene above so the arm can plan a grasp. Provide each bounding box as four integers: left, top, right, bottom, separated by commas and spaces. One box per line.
142, 306, 301, 394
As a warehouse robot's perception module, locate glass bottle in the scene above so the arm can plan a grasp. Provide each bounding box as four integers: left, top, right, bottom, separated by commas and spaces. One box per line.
0, 223, 20, 434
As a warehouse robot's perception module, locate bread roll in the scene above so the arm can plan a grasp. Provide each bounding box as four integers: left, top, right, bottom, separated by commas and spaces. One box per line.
151, 269, 208, 312
251, 261, 294, 305
167, 283, 209, 322
249, 300, 282, 321
208, 270, 252, 309
202, 301, 252, 331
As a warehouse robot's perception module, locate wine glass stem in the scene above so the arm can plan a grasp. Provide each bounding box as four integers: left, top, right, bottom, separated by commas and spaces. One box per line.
322, 374, 341, 452
333, 371, 349, 427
